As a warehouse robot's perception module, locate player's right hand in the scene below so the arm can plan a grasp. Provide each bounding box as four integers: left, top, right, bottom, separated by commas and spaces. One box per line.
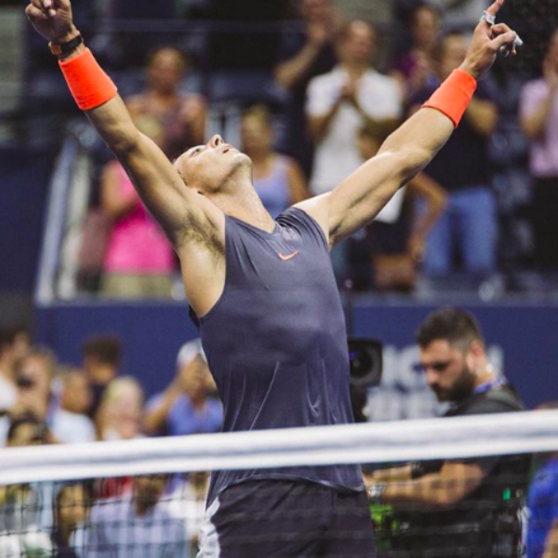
460, 0, 518, 80
25, 0, 76, 44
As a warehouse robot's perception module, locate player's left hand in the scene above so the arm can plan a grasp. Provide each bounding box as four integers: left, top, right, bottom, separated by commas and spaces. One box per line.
460, 0, 519, 80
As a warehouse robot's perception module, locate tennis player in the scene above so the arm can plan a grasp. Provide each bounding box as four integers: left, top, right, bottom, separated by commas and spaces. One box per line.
26, 1, 519, 556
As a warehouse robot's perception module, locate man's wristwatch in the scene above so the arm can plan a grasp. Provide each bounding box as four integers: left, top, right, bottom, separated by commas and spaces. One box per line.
49, 34, 84, 57
368, 483, 386, 505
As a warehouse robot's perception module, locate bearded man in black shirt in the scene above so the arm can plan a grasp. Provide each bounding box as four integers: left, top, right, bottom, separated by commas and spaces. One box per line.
366, 307, 529, 558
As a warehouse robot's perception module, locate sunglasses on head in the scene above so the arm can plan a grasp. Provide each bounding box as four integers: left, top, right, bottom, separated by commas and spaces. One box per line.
413, 360, 453, 374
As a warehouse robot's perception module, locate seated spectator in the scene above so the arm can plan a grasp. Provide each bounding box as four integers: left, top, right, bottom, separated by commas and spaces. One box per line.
144, 340, 222, 437
274, 0, 342, 176
52, 483, 91, 558
240, 105, 308, 218
100, 156, 176, 299
0, 415, 54, 557
86, 474, 189, 558
126, 47, 207, 161
96, 377, 144, 441
391, 3, 441, 102
9, 347, 93, 445
10, 346, 57, 429
82, 335, 122, 420
51, 369, 96, 444
520, 29, 558, 272
347, 120, 447, 291
306, 20, 402, 279
410, 32, 499, 277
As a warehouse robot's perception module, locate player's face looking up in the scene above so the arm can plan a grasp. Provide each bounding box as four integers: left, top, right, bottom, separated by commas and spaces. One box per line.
418, 339, 478, 403
173, 134, 251, 195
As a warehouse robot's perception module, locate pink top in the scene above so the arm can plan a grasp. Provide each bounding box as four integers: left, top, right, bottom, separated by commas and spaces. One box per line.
103, 162, 175, 274
519, 79, 558, 178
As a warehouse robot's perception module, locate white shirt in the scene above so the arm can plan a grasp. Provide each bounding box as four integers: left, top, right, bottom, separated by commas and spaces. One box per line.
307, 66, 402, 195
0, 373, 17, 412
50, 409, 97, 444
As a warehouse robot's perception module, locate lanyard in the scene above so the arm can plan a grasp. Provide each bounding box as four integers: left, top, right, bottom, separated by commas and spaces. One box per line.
474, 377, 506, 395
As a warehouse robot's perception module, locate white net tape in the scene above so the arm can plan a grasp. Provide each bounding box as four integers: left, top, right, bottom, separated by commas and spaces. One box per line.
1, 409, 558, 485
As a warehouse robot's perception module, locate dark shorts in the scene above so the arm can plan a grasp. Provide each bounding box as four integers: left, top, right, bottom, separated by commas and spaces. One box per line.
197, 479, 376, 558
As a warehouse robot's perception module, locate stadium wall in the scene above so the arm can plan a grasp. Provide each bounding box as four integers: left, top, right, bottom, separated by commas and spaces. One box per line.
35, 300, 558, 411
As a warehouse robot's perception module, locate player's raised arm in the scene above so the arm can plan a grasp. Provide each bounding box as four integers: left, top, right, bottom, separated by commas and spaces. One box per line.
25, 0, 222, 247
296, 0, 518, 246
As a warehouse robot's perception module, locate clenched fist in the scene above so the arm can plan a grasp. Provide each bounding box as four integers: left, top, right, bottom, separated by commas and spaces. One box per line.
25, 0, 77, 44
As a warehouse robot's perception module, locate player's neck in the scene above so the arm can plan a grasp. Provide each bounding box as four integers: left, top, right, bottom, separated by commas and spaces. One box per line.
209, 184, 274, 233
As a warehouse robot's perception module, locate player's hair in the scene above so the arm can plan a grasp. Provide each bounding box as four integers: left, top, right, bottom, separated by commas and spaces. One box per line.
82, 335, 122, 366
415, 307, 484, 350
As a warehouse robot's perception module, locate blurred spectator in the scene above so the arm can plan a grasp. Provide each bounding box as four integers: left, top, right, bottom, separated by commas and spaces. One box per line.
11, 346, 57, 426
82, 335, 122, 420
51, 369, 96, 444
86, 474, 189, 558
126, 47, 207, 161
306, 20, 402, 279
520, 29, 558, 272
410, 32, 499, 277
274, 0, 342, 176
527, 402, 558, 558
144, 340, 222, 437
391, 3, 441, 102
100, 158, 176, 299
240, 105, 309, 218
439, 0, 489, 32
307, 21, 402, 196
0, 326, 31, 415
52, 483, 90, 558
0, 415, 54, 557
97, 377, 144, 441
347, 119, 447, 291
4, 414, 52, 448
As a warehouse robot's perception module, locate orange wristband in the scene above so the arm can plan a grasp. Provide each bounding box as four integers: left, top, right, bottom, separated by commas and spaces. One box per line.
422, 69, 477, 128
59, 48, 118, 111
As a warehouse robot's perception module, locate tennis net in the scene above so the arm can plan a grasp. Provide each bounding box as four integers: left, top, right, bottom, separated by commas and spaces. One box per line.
1, 410, 558, 557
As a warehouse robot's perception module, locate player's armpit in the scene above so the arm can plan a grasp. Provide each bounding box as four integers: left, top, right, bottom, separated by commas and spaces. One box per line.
88, 97, 224, 249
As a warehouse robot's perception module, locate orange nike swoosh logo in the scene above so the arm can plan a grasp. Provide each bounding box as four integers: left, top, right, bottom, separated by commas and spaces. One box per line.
278, 251, 300, 261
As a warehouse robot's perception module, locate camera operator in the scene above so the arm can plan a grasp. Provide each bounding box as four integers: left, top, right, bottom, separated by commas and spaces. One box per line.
365, 307, 530, 558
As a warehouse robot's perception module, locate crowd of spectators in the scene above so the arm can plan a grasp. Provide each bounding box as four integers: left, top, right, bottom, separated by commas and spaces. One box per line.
0, 325, 222, 556
2, 324, 558, 556
41, 0, 554, 298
